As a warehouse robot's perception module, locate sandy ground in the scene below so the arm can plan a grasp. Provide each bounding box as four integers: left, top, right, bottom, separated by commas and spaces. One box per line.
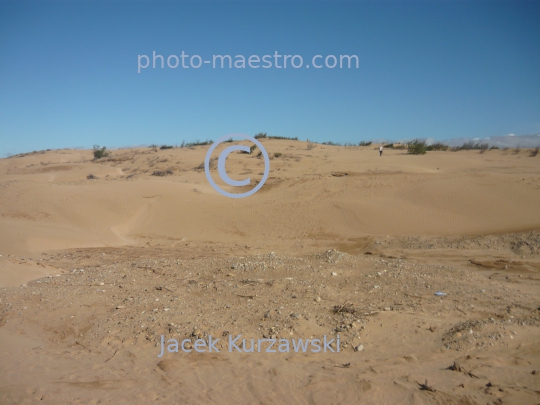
0, 141, 539, 404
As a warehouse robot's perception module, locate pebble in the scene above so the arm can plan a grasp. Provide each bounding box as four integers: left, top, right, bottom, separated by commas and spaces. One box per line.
193, 329, 202, 338
355, 344, 364, 352
315, 296, 321, 302
331, 272, 338, 276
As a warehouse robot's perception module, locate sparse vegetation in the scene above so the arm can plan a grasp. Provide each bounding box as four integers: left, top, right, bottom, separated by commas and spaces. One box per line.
160, 145, 173, 150
151, 169, 173, 176
254, 133, 267, 139
185, 139, 213, 147
383, 143, 394, 149
358, 141, 372, 146
321, 141, 341, 146
306, 139, 316, 150
195, 157, 217, 170
268, 135, 298, 141
241, 145, 258, 154
180, 140, 185, 148
426, 142, 449, 151
86, 174, 97, 180
93, 145, 109, 160
407, 139, 427, 155
452, 141, 489, 151
274, 152, 282, 158
530, 147, 539, 157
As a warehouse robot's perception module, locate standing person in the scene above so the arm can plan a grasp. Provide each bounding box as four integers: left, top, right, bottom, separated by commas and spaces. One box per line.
379, 146, 383, 157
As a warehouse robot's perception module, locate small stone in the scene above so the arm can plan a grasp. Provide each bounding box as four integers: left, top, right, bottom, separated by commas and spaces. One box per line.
99, 282, 104, 286
355, 344, 364, 352
331, 272, 338, 276
315, 296, 321, 302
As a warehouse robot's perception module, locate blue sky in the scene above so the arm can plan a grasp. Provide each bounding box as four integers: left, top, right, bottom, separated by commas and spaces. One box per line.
1, 0, 539, 155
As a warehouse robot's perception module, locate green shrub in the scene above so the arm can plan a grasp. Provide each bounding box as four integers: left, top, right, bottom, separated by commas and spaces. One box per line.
160, 145, 173, 149
93, 145, 109, 159
274, 152, 282, 158
254, 133, 267, 139
383, 143, 394, 149
358, 141, 372, 146
407, 140, 427, 155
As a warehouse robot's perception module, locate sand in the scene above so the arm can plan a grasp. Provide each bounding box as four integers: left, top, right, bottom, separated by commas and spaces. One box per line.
0, 141, 539, 404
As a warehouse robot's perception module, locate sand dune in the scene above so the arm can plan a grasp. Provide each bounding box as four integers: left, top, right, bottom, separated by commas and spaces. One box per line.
1, 141, 539, 404
1, 142, 539, 261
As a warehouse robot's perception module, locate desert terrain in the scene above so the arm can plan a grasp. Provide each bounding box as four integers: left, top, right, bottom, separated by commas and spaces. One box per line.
1, 140, 540, 404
